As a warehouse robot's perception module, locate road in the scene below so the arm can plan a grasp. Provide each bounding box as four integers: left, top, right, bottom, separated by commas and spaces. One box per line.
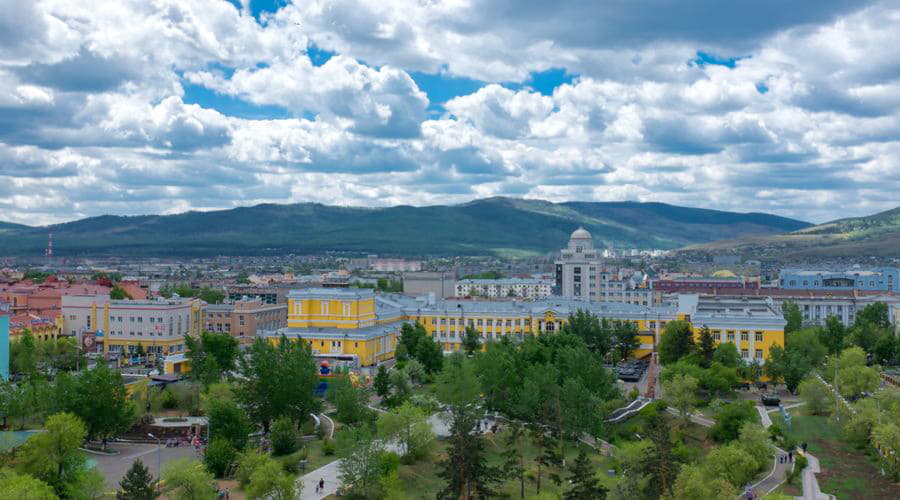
90, 441, 199, 489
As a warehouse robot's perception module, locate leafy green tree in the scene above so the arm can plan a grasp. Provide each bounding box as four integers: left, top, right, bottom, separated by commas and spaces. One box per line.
197, 286, 225, 305
185, 332, 240, 388
673, 464, 738, 500
373, 365, 391, 399
822, 316, 847, 356
328, 378, 372, 425
161, 458, 217, 500
857, 302, 890, 329
110, 286, 132, 300
564, 448, 607, 500
642, 407, 679, 498
788, 327, 828, 367
70, 363, 135, 444
560, 310, 612, 357
782, 301, 803, 334
736, 423, 773, 473
560, 377, 598, 441
377, 402, 435, 461
874, 330, 899, 365
462, 325, 481, 355
696, 326, 717, 368
437, 402, 502, 499
766, 344, 813, 393
414, 330, 444, 374
663, 373, 698, 424
704, 444, 758, 487
436, 354, 481, 408
10, 329, 38, 377
246, 458, 297, 500
270, 416, 298, 456
0, 470, 58, 499
657, 320, 695, 365
712, 342, 740, 368
237, 336, 320, 431
118, 459, 158, 500
798, 377, 831, 416
828, 347, 881, 398
235, 450, 270, 487
207, 398, 252, 450
203, 437, 236, 478
337, 425, 385, 498
473, 337, 519, 412
611, 319, 641, 364
19, 412, 87, 496
851, 321, 884, 355
401, 358, 426, 384
385, 369, 412, 407
710, 401, 756, 442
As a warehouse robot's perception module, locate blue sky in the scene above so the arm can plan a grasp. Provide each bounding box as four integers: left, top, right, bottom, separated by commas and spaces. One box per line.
0, 0, 897, 225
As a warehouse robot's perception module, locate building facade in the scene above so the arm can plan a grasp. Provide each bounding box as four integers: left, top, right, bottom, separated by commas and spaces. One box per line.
203, 298, 287, 344
62, 295, 203, 363
402, 272, 456, 299
780, 267, 900, 292
455, 278, 553, 299
555, 228, 654, 305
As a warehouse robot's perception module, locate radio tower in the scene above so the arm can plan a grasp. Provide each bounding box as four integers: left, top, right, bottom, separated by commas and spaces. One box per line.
46, 230, 53, 268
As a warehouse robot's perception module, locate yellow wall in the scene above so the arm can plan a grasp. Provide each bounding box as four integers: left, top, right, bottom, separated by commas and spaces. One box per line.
272, 332, 397, 367
288, 297, 377, 329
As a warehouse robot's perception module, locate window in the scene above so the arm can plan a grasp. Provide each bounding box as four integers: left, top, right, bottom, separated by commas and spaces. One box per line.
321, 302, 328, 315
755, 332, 763, 342
755, 349, 763, 359
741, 332, 749, 341
727, 331, 735, 342
741, 349, 748, 358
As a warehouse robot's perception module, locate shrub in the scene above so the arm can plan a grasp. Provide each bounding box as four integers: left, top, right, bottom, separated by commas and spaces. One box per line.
710, 401, 756, 442
235, 449, 269, 487
322, 439, 336, 456
161, 388, 179, 410
270, 416, 298, 456
204, 437, 236, 478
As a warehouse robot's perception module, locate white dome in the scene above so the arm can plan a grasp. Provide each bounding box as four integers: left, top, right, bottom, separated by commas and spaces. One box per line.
570, 227, 592, 240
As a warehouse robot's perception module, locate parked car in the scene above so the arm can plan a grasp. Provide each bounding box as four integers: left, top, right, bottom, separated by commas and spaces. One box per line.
760, 393, 781, 406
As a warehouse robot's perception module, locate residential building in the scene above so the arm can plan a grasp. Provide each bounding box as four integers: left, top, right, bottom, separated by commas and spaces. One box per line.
402, 271, 455, 299
370, 258, 422, 272
455, 278, 553, 299
780, 267, 900, 292
62, 294, 203, 364
555, 228, 654, 305
225, 285, 290, 305
0, 303, 8, 380
203, 298, 287, 344
9, 313, 63, 341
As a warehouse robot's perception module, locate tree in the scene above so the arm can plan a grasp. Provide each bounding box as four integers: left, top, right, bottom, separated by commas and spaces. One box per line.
851, 321, 885, 355
712, 342, 740, 368
110, 286, 132, 300
118, 459, 158, 500
657, 320, 695, 365
611, 319, 641, 364
235, 450, 270, 487
696, 326, 716, 368
502, 421, 528, 499
782, 301, 803, 334
560, 310, 612, 357
704, 444, 758, 487
162, 459, 217, 500
822, 316, 847, 356
385, 369, 412, 407
766, 344, 813, 393
874, 330, 899, 365
246, 458, 297, 500
462, 325, 481, 355
643, 408, 678, 498
788, 327, 827, 368
736, 423, 773, 473
0, 471, 58, 499
564, 448, 607, 500
414, 330, 444, 374
337, 425, 385, 498
70, 364, 135, 444
207, 399, 252, 450
857, 302, 890, 329
185, 332, 240, 388
270, 416, 298, 456
204, 437, 236, 478
377, 402, 435, 461
437, 403, 502, 499
798, 377, 831, 416
11, 329, 38, 377
673, 464, 738, 500
663, 373, 698, 425
436, 354, 480, 408
328, 379, 372, 425
401, 358, 426, 385
19, 412, 87, 496
197, 286, 225, 305
710, 401, 756, 442
373, 365, 391, 399
831, 347, 881, 398
237, 336, 320, 431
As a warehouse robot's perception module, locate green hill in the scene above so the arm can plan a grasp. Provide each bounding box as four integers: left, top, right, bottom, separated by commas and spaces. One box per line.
0, 197, 809, 257
685, 206, 900, 258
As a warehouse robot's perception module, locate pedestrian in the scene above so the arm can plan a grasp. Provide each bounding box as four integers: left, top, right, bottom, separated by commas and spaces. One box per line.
319, 478, 325, 493
802, 442, 808, 452
788, 451, 793, 462
315, 481, 319, 494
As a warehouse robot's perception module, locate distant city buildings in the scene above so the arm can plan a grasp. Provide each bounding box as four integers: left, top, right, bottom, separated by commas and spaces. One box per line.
455, 278, 553, 299
779, 267, 900, 292
402, 271, 455, 299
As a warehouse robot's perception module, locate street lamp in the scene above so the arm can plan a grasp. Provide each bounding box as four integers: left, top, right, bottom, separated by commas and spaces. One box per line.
148, 433, 161, 494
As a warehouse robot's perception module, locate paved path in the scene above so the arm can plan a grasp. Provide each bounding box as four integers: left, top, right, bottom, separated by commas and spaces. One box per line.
750, 405, 793, 498
802, 452, 833, 500
90, 441, 198, 489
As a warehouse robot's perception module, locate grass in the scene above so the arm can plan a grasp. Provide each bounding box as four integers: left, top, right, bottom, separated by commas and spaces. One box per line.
772, 409, 900, 499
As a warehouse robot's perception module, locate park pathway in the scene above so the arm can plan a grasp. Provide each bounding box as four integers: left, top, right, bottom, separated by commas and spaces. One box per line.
751, 405, 793, 497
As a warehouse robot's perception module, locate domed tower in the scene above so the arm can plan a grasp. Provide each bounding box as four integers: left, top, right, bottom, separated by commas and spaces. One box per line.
568, 227, 594, 253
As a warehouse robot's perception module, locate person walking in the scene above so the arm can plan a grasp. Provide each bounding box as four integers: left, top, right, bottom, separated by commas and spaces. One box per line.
319, 478, 325, 494
788, 451, 793, 462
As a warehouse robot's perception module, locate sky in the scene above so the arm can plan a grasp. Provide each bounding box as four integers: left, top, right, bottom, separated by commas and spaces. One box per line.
2, 0, 900, 226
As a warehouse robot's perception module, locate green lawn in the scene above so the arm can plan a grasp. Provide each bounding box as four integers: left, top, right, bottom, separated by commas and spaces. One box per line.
772, 410, 900, 499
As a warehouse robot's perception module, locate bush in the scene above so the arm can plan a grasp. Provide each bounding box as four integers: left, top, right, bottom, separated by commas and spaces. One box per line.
204, 437, 236, 478
710, 401, 756, 442
235, 449, 269, 487
270, 416, 298, 456
161, 388, 178, 410
322, 438, 336, 456
377, 451, 402, 476
279, 447, 308, 474
787, 454, 808, 485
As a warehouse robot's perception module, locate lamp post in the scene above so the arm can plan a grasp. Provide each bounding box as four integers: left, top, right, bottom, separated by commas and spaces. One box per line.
148, 433, 161, 494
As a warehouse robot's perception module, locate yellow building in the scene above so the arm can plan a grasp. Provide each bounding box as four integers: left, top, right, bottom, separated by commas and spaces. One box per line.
267, 289, 786, 368
270, 288, 399, 368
